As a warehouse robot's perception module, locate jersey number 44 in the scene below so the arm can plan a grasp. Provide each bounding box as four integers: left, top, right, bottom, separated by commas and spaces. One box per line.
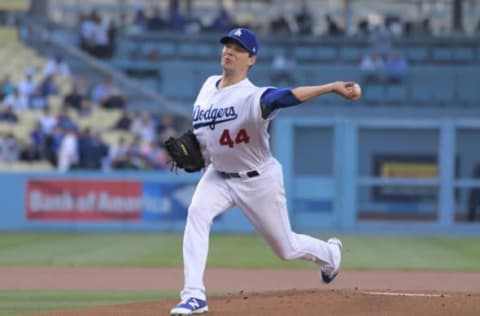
219, 129, 250, 148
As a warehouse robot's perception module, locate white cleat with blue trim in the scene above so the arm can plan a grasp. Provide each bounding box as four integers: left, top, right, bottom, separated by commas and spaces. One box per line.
170, 297, 209, 315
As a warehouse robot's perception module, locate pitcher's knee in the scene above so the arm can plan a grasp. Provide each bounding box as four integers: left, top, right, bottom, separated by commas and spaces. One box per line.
186, 205, 213, 225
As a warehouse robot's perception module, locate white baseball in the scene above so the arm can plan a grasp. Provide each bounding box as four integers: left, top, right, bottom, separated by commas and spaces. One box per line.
352, 83, 362, 100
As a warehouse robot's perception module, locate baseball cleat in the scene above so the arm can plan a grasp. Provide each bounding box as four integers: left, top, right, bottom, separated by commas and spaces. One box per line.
170, 297, 208, 315
320, 238, 343, 284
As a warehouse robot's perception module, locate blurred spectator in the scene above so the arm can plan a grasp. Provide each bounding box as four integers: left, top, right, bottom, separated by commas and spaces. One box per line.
296, 3, 313, 36
2, 133, 19, 162
356, 18, 370, 37
3, 88, 28, 111
130, 112, 155, 143
73, 76, 91, 97
113, 110, 133, 130
384, 15, 403, 37
360, 53, 385, 83
29, 122, 48, 159
43, 55, 71, 77
369, 25, 392, 58
78, 100, 93, 118
91, 77, 113, 103
125, 134, 146, 169
91, 78, 126, 109
38, 75, 59, 97
57, 107, 77, 131
38, 106, 58, 134
0, 75, 15, 100
77, 129, 109, 169
17, 72, 37, 101
108, 136, 130, 170
210, 6, 234, 33
385, 50, 408, 83
93, 18, 110, 59
57, 126, 78, 172
148, 7, 167, 31
419, 18, 433, 36
271, 50, 296, 86
185, 14, 203, 34
19, 140, 42, 162
79, 11, 99, 53
270, 14, 292, 35
44, 126, 63, 167
106, 18, 118, 58
325, 14, 344, 36
30, 75, 59, 109
169, 0, 185, 32
63, 84, 84, 112
156, 114, 177, 141
133, 6, 148, 32
0, 134, 4, 157
0, 106, 19, 123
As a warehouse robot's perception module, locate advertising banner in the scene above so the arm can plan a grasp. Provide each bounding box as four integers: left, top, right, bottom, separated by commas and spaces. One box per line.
25, 179, 197, 223
26, 179, 142, 221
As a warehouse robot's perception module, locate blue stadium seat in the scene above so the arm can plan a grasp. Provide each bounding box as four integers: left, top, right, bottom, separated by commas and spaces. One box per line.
363, 84, 384, 103
339, 47, 362, 62
456, 67, 480, 105
406, 47, 428, 62
453, 48, 475, 62
295, 46, 316, 60
432, 48, 453, 62
385, 84, 408, 103
157, 42, 176, 57
316, 46, 336, 61
410, 67, 455, 104
179, 43, 212, 58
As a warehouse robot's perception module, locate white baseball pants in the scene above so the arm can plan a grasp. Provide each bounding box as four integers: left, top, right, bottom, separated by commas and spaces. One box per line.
180, 158, 338, 301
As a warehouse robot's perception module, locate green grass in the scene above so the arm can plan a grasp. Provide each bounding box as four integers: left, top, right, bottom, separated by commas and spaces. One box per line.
0, 290, 176, 316
0, 233, 479, 315
0, 233, 479, 271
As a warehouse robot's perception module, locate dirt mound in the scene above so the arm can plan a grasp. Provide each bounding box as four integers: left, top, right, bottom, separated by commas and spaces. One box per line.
34, 288, 480, 316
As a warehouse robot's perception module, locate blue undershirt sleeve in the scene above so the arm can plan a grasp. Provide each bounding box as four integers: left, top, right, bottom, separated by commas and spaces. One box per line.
260, 88, 302, 119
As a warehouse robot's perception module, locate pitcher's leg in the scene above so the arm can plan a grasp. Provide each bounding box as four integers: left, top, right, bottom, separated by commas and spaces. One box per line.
181, 167, 234, 301
234, 161, 340, 268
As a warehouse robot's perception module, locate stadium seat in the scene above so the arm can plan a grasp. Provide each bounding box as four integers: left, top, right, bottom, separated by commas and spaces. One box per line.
363, 84, 384, 104
456, 67, 480, 105
406, 47, 428, 63
385, 84, 408, 103
453, 48, 475, 62
295, 46, 316, 60
339, 47, 362, 62
316, 46, 336, 61
432, 47, 453, 62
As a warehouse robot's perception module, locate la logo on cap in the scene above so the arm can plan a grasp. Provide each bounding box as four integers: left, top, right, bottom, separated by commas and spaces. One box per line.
234, 29, 242, 37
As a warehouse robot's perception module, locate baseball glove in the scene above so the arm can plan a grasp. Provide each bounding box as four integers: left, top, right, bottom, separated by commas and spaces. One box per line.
164, 130, 205, 173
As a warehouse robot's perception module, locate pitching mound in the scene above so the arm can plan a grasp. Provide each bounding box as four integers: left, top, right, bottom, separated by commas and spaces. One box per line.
34, 288, 479, 316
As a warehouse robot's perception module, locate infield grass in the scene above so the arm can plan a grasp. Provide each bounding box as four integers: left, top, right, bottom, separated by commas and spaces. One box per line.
0, 233, 479, 271
0, 290, 176, 316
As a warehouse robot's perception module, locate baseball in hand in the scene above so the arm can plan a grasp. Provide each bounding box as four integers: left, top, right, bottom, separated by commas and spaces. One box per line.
351, 83, 362, 100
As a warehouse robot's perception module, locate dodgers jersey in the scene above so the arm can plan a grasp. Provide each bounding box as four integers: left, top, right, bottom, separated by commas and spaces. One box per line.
192, 75, 273, 172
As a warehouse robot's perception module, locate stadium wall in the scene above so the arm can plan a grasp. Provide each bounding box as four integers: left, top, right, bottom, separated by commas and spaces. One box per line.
1, 117, 479, 234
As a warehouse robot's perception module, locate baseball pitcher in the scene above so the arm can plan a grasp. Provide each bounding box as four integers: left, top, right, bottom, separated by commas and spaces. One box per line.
167, 28, 360, 315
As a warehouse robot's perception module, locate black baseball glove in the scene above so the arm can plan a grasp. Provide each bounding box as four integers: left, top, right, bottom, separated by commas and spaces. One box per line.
164, 130, 205, 173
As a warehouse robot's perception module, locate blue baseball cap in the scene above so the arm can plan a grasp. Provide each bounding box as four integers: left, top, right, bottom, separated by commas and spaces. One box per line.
220, 28, 259, 55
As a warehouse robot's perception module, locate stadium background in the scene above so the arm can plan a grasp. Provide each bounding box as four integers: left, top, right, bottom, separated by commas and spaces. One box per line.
0, 0, 480, 315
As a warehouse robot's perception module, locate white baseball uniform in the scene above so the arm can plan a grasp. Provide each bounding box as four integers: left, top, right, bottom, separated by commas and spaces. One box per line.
180, 75, 340, 301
